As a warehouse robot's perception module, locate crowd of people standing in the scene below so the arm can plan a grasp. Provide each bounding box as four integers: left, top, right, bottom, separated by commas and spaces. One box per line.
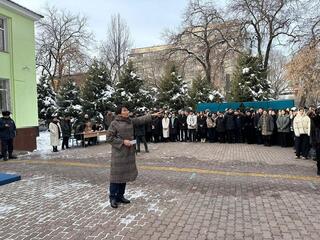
138, 107, 320, 175
47, 106, 320, 175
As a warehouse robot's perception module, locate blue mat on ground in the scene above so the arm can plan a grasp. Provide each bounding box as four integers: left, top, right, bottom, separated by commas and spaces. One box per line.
0, 173, 21, 186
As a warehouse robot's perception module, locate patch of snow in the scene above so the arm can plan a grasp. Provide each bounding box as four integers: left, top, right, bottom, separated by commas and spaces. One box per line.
120, 214, 136, 225
147, 201, 163, 215
44, 193, 62, 199
242, 67, 250, 74
35, 131, 52, 154
127, 189, 148, 199
0, 205, 16, 218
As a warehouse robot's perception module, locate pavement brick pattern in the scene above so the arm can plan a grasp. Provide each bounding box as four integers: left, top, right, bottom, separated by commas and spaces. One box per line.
1, 142, 320, 240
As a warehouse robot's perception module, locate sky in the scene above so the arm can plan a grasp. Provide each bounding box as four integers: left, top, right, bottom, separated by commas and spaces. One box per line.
12, 0, 197, 52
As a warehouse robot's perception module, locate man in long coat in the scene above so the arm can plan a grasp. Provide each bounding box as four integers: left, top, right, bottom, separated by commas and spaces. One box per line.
106, 106, 160, 208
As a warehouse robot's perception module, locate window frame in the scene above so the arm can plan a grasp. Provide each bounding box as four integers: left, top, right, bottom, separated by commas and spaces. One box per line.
0, 78, 11, 111
0, 16, 8, 52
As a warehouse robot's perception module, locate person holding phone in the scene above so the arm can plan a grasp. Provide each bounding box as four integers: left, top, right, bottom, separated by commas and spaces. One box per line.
106, 105, 160, 208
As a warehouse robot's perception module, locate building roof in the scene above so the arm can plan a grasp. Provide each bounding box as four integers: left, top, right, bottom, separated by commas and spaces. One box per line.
0, 0, 43, 21
130, 44, 172, 54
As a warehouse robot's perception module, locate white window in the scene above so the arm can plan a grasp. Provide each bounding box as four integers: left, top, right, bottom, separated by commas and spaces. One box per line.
0, 79, 11, 111
0, 17, 7, 52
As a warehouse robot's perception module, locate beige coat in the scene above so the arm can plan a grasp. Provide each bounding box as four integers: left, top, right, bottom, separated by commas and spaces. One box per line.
162, 117, 170, 138
293, 114, 311, 137
49, 122, 61, 146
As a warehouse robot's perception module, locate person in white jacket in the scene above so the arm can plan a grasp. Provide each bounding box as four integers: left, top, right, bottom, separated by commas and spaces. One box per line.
162, 113, 170, 142
293, 108, 311, 159
49, 117, 61, 152
187, 111, 197, 142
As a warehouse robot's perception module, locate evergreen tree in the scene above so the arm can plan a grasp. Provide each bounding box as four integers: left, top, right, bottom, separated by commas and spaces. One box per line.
231, 54, 270, 102
37, 75, 57, 123
188, 74, 224, 108
113, 61, 152, 111
56, 79, 82, 119
158, 63, 188, 111
82, 60, 114, 120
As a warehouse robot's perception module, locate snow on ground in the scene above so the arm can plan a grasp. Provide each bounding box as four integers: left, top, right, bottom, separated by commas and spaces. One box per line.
30, 131, 107, 156
36, 131, 51, 154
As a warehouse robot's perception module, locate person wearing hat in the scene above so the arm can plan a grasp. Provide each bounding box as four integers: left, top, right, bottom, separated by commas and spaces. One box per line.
0, 111, 17, 161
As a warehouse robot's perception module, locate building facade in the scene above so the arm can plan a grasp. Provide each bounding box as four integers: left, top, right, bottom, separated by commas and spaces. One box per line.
128, 24, 240, 94
0, 0, 42, 151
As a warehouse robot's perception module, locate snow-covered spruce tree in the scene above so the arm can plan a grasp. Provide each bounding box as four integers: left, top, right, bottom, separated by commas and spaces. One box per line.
112, 61, 152, 111
188, 74, 224, 109
231, 54, 270, 102
37, 75, 57, 123
82, 60, 114, 120
158, 63, 188, 111
56, 79, 83, 119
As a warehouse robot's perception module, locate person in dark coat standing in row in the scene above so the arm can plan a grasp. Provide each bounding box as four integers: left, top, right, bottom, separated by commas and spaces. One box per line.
234, 110, 244, 143
134, 112, 149, 153
61, 116, 72, 150
254, 108, 263, 144
106, 106, 160, 208
197, 112, 207, 142
243, 110, 255, 144
311, 108, 320, 175
216, 112, 226, 143
178, 110, 188, 142
276, 110, 291, 147
151, 115, 162, 143
169, 112, 179, 142
224, 109, 235, 143
0, 111, 16, 161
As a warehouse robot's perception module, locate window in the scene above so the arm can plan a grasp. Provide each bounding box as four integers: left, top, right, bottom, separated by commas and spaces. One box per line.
225, 74, 231, 92
0, 79, 11, 111
0, 17, 7, 52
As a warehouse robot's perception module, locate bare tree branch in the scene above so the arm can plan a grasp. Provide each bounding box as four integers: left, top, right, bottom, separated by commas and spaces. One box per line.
36, 6, 92, 88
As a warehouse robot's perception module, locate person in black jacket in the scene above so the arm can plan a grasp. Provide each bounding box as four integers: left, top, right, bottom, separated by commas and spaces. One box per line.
178, 111, 188, 142
234, 110, 244, 143
61, 116, 72, 150
254, 108, 263, 144
134, 112, 149, 152
0, 111, 17, 161
169, 112, 179, 142
312, 108, 320, 175
151, 115, 162, 143
224, 109, 236, 143
243, 110, 255, 144
216, 112, 226, 143
197, 112, 207, 142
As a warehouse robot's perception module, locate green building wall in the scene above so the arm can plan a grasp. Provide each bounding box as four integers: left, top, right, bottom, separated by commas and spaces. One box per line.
0, 5, 39, 151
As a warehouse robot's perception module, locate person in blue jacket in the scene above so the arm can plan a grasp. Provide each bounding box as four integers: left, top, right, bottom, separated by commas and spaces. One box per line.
0, 110, 16, 161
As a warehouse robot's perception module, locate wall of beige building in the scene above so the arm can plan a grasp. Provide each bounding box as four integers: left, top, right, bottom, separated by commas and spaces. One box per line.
128, 44, 237, 95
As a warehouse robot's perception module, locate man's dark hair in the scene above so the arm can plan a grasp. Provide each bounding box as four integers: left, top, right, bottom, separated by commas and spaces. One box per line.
115, 106, 127, 115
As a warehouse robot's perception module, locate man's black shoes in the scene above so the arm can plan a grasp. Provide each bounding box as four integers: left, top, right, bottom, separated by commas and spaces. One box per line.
118, 197, 131, 204
110, 199, 118, 208
9, 155, 17, 159
110, 197, 131, 208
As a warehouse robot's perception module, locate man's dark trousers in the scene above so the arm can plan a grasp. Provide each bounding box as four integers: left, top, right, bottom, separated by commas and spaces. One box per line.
1, 138, 13, 158
109, 183, 126, 201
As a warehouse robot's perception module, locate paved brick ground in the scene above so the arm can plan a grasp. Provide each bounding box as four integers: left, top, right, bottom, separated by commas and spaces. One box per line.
1, 142, 320, 240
